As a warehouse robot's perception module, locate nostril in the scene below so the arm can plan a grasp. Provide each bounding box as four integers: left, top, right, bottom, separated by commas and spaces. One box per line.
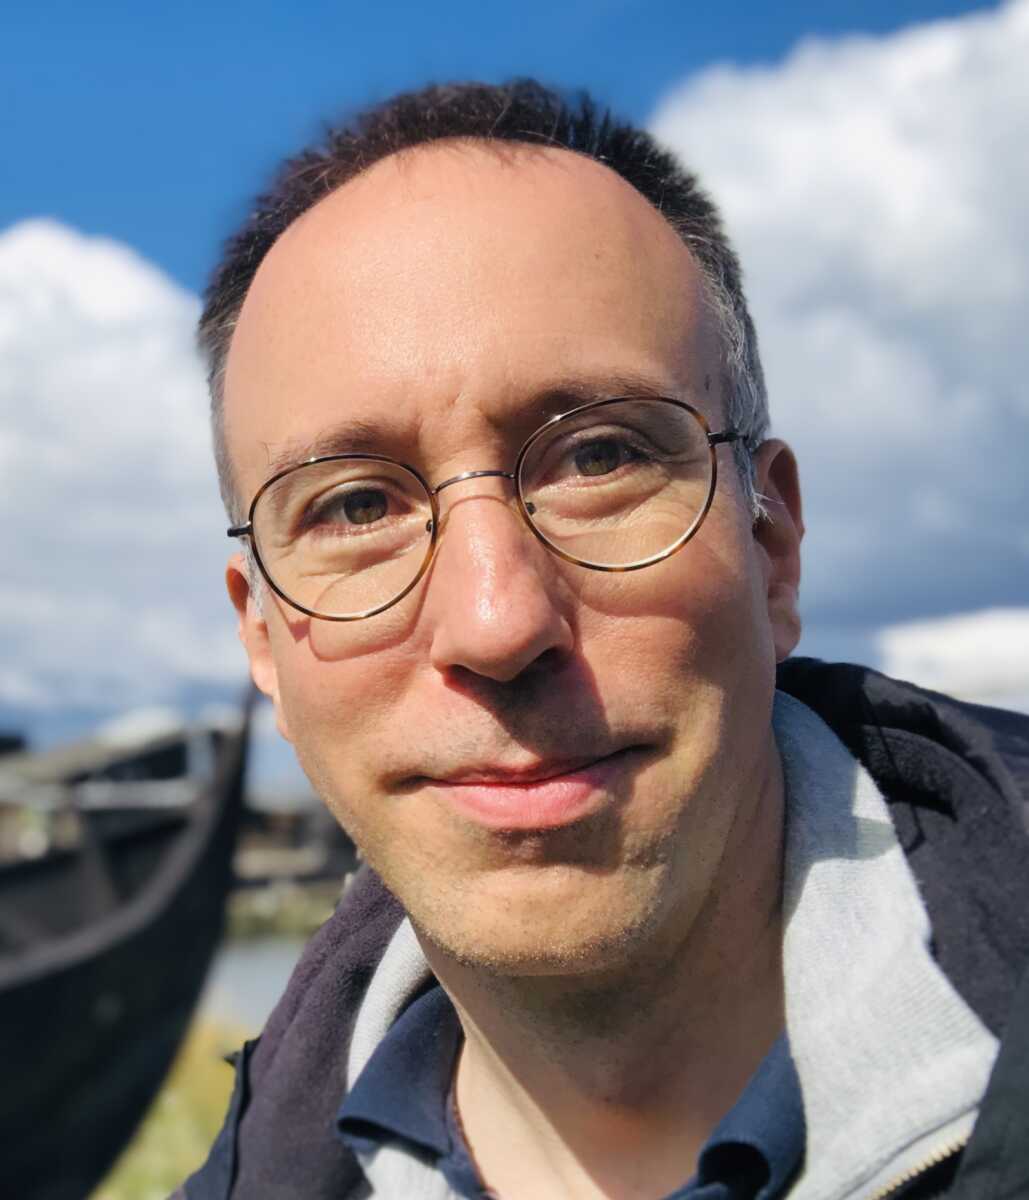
527, 645, 565, 676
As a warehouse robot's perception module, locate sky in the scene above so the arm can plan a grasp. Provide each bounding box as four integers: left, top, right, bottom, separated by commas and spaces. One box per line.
0, 0, 1005, 292
2, 0, 1027, 761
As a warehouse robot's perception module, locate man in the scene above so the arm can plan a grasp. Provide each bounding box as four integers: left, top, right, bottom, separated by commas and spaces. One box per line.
182, 81, 1029, 1199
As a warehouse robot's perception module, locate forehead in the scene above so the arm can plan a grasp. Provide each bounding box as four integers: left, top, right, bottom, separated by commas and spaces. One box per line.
224, 142, 717, 494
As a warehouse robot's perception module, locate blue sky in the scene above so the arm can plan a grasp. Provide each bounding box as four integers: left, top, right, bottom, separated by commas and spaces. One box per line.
2, 0, 1027, 754
1, 0, 1001, 291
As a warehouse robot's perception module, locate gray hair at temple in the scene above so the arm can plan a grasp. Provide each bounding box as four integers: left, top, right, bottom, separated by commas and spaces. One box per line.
198, 79, 770, 525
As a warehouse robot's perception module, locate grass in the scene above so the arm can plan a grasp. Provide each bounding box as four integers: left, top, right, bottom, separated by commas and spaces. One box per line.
90, 1016, 247, 1200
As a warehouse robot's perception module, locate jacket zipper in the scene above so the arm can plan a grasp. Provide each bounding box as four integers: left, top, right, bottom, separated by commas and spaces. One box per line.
865, 1136, 968, 1200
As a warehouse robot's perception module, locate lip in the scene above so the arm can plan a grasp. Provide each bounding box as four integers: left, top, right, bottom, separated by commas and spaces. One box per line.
426, 747, 640, 831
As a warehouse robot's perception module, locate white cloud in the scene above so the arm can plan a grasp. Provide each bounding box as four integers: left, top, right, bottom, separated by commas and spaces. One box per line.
0, 219, 244, 716
877, 607, 1029, 711
650, 0, 1029, 632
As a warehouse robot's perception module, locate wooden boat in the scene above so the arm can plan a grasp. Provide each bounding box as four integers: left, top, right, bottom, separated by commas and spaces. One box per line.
0, 688, 255, 1200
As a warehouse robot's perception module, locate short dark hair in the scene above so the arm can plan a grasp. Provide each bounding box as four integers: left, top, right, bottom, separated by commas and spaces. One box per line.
200, 79, 768, 519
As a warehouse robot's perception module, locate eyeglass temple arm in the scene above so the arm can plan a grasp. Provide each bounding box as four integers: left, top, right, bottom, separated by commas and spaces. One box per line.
708, 430, 740, 447
227, 524, 252, 538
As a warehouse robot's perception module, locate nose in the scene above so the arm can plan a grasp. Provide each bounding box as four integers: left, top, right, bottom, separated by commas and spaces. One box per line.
426, 481, 574, 683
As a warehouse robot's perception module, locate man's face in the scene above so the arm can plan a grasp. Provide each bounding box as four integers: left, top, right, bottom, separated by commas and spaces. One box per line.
224, 144, 801, 974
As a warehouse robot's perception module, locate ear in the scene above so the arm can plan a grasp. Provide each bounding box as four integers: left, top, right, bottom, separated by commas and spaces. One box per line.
750, 440, 804, 662
226, 553, 293, 742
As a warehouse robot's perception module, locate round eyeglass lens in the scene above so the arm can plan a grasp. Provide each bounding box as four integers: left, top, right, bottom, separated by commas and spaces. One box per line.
252, 457, 434, 619
517, 399, 715, 569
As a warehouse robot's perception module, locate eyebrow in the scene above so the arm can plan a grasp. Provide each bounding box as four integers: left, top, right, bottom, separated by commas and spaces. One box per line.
261, 371, 692, 478
263, 418, 401, 478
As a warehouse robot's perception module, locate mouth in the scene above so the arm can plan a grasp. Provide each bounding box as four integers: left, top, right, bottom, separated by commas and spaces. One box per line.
423, 746, 645, 832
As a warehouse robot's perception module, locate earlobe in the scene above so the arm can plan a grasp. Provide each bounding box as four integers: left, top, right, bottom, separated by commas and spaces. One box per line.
750, 440, 804, 662
226, 554, 293, 742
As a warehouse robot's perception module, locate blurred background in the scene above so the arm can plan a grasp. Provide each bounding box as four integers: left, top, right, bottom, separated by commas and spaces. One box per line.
1, 1, 1026, 1195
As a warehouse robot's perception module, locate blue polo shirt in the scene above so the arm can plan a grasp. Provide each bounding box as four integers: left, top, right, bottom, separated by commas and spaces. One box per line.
338, 985, 805, 1199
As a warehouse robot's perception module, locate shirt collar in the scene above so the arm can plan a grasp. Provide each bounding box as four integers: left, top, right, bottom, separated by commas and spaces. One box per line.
338, 984, 460, 1160
696, 1032, 805, 1198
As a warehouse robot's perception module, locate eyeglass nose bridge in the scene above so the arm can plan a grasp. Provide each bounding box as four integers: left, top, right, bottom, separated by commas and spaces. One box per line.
426, 469, 541, 545
431, 468, 516, 496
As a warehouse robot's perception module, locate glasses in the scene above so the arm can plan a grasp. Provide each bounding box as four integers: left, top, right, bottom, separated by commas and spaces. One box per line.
228, 396, 740, 621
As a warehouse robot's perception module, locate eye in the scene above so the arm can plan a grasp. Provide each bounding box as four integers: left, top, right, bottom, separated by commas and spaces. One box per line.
303, 484, 395, 533
572, 437, 643, 477
339, 488, 388, 525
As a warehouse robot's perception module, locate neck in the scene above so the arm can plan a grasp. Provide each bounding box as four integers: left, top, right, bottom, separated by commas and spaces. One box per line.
419, 736, 787, 1200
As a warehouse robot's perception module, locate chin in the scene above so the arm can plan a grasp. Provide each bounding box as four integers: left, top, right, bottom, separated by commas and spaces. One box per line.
406, 861, 674, 978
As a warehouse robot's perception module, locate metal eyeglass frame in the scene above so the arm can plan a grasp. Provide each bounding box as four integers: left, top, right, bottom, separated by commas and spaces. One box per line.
227, 395, 741, 622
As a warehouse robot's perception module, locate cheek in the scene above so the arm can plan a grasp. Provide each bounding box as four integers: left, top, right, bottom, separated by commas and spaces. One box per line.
581, 514, 771, 682
577, 512, 778, 803
266, 619, 420, 816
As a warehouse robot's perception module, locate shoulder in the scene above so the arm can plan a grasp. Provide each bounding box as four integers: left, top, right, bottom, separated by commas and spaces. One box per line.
181, 866, 404, 1200
777, 656, 1029, 816
778, 656, 1029, 1037
253, 864, 405, 1066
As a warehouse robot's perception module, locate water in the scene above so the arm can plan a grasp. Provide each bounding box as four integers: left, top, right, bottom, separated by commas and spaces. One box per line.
201, 936, 306, 1034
